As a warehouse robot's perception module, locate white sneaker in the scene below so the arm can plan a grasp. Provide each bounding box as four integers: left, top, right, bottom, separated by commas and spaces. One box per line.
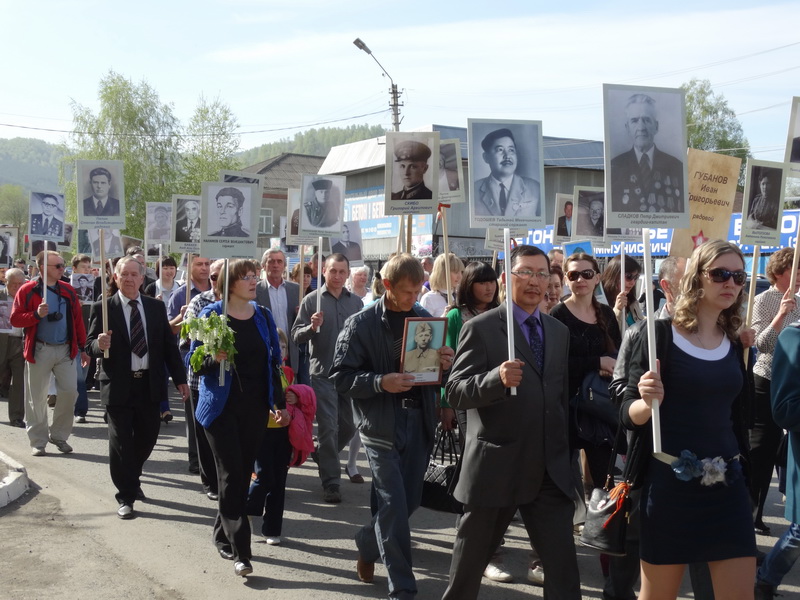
483, 562, 513, 583
31, 447, 46, 456
527, 564, 545, 586
266, 536, 281, 545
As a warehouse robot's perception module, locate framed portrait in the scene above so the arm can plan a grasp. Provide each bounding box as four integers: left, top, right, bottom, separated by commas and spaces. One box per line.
400, 317, 447, 386
553, 192, 575, 244
82, 228, 123, 261
563, 240, 594, 258
384, 131, 440, 216
298, 175, 346, 238
146, 203, 172, 242
437, 138, 465, 205
483, 227, 530, 252
58, 223, 75, 249
278, 215, 298, 254
30, 239, 57, 258
171, 195, 202, 254
0, 299, 12, 333
201, 182, 259, 259
29, 192, 66, 243
70, 273, 95, 304
468, 119, 545, 230
121, 235, 143, 256
0, 227, 19, 268
573, 187, 606, 243
785, 96, 800, 173
603, 84, 689, 230
740, 159, 786, 247
286, 188, 315, 246
219, 170, 272, 236
76, 160, 126, 230
330, 221, 364, 266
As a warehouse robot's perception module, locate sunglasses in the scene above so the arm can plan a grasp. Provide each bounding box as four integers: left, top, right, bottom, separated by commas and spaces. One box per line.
566, 269, 596, 282
625, 272, 640, 281
705, 268, 746, 286
209, 273, 218, 282
51, 263, 66, 269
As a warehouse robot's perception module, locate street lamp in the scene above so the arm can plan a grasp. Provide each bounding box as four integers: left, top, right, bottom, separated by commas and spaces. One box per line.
352, 38, 402, 133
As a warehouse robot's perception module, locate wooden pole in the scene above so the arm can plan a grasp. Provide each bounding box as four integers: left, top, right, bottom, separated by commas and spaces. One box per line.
503, 228, 516, 397
184, 254, 194, 310
99, 230, 109, 359
396, 216, 403, 254
316, 237, 323, 314
744, 245, 761, 368
219, 258, 229, 385
441, 207, 452, 306
406, 214, 413, 255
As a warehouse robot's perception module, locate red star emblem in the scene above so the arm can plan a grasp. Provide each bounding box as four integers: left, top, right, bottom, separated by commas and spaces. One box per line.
691, 230, 708, 248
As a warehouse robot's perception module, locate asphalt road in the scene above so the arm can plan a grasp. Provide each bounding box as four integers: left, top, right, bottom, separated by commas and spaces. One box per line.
0, 389, 798, 599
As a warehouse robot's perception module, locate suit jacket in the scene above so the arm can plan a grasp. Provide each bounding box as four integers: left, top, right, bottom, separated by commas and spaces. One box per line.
175, 217, 201, 243
445, 303, 573, 507
86, 294, 186, 406
83, 196, 121, 217
609, 146, 684, 213
391, 183, 433, 200
30, 214, 63, 237
474, 175, 540, 217
331, 241, 362, 262
256, 279, 300, 371
577, 213, 604, 238
556, 215, 571, 237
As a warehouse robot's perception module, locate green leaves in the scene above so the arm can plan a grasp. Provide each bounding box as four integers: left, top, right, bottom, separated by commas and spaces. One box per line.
181, 311, 238, 373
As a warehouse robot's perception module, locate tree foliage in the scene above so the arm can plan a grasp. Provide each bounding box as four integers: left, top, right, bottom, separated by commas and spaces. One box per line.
0, 184, 29, 232
0, 138, 63, 191
682, 78, 750, 186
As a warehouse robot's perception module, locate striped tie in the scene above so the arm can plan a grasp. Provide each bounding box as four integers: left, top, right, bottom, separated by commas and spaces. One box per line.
129, 300, 147, 358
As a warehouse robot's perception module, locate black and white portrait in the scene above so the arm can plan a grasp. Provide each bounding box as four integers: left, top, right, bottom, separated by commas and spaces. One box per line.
29, 192, 65, 242
437, 138, 465, 205
201, 182, 259, 259
71, 273, 95, 304
604, 84, 688, 230
84, 228, 123, 258
58, 223, 74, 248
785, 96, 800, 167
740, 159, 786, 246
574, 188, 605, 242
468, 119, 545, 230
298, 175, 346, 237
30, 240, 57, 257
77, 160, 126, 229
146, 203, 172, 242
554, 193, 574, 242
0, 227, 18, 268
0, 299, 12, 333
171, 195, 202, 253
385, 131, 440, 215
400, 317, 447, 385
330, 221, 363, 265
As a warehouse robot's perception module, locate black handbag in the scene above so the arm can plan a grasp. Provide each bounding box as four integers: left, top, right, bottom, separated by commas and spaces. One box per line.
571, 371, 620, 447
420, 424, 463, 514
579, 427, 632, 556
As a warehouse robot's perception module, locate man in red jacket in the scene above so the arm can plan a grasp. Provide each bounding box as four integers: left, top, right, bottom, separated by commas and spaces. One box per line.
11, 250, 88, 456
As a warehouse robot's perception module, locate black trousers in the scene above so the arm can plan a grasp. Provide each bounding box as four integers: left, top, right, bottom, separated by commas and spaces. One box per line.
106, 378, 161, 505
749, 374, 783, 523
189, 389, 218, 494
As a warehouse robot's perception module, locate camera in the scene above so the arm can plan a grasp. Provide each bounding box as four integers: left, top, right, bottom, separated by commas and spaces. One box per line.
47, 312, 63, 322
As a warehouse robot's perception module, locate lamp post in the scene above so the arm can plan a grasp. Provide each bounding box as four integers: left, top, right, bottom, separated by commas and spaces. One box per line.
352, 38, 411, 253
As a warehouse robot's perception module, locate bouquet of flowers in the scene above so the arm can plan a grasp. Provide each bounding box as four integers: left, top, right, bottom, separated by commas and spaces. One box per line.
181, 311, 237, 373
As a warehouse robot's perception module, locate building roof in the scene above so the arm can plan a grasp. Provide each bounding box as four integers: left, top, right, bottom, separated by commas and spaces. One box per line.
318, 124, 604, 175
243, 152, 326, 190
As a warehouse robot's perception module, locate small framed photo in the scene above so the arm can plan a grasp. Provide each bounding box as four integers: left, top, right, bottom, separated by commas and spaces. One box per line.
400, 317, 447, 385
0, 299, 12, 333
71, 273, 96, 304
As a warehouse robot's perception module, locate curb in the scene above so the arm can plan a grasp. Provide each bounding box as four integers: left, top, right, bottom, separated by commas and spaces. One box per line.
0, 450, 30, 509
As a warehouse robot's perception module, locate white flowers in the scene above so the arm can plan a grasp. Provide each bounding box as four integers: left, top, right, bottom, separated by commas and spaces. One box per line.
181, 311, 237, 373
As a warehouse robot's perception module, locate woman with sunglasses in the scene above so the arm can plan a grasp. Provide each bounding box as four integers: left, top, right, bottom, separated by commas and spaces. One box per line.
192, 259, 286, 578
600, 254, 644, 327
622, 240, 755, 600
551, 254, 621, 491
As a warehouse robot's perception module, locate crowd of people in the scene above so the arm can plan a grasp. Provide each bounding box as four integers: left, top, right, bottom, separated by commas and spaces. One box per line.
1, 239, 800, 600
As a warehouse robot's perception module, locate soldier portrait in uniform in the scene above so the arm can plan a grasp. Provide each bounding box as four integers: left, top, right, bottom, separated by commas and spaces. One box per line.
29, 193, 65, 240
401, 318, 447, 385
209, 187, 250, 237
298, 176, 345, 236
391, 141, 433, 201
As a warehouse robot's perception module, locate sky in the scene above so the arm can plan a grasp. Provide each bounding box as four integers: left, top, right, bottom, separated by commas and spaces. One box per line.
1, 0, 798, 164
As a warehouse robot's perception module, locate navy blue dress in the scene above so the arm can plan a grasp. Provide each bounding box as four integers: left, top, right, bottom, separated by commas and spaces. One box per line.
640, 331, 757, 564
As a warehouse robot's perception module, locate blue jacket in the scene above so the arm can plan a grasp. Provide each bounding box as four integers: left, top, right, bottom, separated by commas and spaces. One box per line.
192, 300, 282, 428
771, 324, 800, 523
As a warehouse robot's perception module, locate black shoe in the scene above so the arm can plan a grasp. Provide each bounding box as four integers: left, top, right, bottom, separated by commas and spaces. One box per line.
755, 580, 778, 600
234, 560, 253, 577
206, 491, 219, 501
161, 411, 173, 423
117, 503, 135, 519
136, 487, 146, 501
755, 521, 771, 536
10, 419, 25, 428
188, 464, 200, 475
218, 547, 235, 560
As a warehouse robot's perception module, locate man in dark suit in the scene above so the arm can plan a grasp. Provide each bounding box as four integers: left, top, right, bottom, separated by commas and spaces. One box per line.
330, 224, 362, 262
577, 194, 605, 238
255, 249, 300, 373
443, 245, 580, 600
390, 141, 433, 200
174, 199, 201, 243
30, 194, 64, 238
609, 93, 684, 214
556, 200, 573, 237
86, 256, 189, 519
82, 167, 121, 217
473, 128, 540, 218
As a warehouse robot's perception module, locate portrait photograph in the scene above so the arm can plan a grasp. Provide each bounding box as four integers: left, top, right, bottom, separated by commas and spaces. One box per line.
603, 84, 689, 230
171, 195, 202, 254
400, 317, 447, 385
0, 227, 18, 268
384, 131, 440, 216
121, 235, 143, 256
76, 159, 126, 230
438, 138, 465, 205
279, 215, 298, 254
220, 170, 265, 194
740, 159, 786, 247
785, 96, 800, 171
0, 299, 13, 333
330, 221, 364, 266
563, 240, 594, 258
553, 192, 575, 243
298, 175, 346, 238
573, 187, 606, 243
483, 227, 530, 252
468, 118, 545, 230
29, 192, 66, 243
71, 273, 95, 304
146, 202, 172, 242
30, 240, 57, 257
58, 223, 75, 248
83, 228, 123, 260
201, 182, 259, 259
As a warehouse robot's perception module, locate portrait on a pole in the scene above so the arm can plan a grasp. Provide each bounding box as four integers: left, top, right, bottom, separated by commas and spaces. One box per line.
298, 175, 346, 238
29, 192, 66, 242
740, 159, 786, 247
0, 227, 18, 268
201, 182, 259, 259
400, 317, 447, 385
468, 118, 545, 230
785, 96, 800, 174
330, 221, 364, 266
171, 195, 202, 254
437, 138, 464, 205
384, 131, 440, 216
573, 187, 606, 243
76, 160, 126, 229
58, 223, 75, 249
286, 188, 317, 246
553, 192, 574, 244
604, 84, 688, 230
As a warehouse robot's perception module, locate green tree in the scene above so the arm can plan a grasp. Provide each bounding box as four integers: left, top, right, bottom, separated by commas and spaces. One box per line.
0, 184, 29, 233
682, 78, 751, 186
60, 70, 183, 241
180, 95, 242, 195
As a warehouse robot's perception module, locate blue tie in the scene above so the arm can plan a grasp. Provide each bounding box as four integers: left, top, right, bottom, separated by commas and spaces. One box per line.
525, 315, 544, 371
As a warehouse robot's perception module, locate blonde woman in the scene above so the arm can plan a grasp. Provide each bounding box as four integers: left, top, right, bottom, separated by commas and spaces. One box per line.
420, 253, 464, 317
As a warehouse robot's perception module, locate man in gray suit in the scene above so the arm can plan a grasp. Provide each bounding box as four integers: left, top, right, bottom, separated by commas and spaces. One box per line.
443, 244, 580, 600
255, 249, 300, 373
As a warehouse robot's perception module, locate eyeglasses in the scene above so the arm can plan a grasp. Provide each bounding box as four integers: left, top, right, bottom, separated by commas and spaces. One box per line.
51, 263, 66, 269
511, 270, 550, 281
42, 202, 58, 209
566, 269, 596, 282
625, 272, 640, 281
240, 275, 258, 282
705, 268, 746, 286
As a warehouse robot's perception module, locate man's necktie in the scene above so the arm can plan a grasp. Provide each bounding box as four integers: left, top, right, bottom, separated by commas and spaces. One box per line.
129, 300, 147, 358
525, 315, 544, 371
96, 200, 104, 214
499, 183, 507, 214
43, 218, 50, 233
640, 153, 651, 182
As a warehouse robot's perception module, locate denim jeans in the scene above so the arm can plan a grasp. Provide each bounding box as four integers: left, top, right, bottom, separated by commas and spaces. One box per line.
758, 522, 800, 586
356, 406, 429, 600
74, 358, 89, 417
